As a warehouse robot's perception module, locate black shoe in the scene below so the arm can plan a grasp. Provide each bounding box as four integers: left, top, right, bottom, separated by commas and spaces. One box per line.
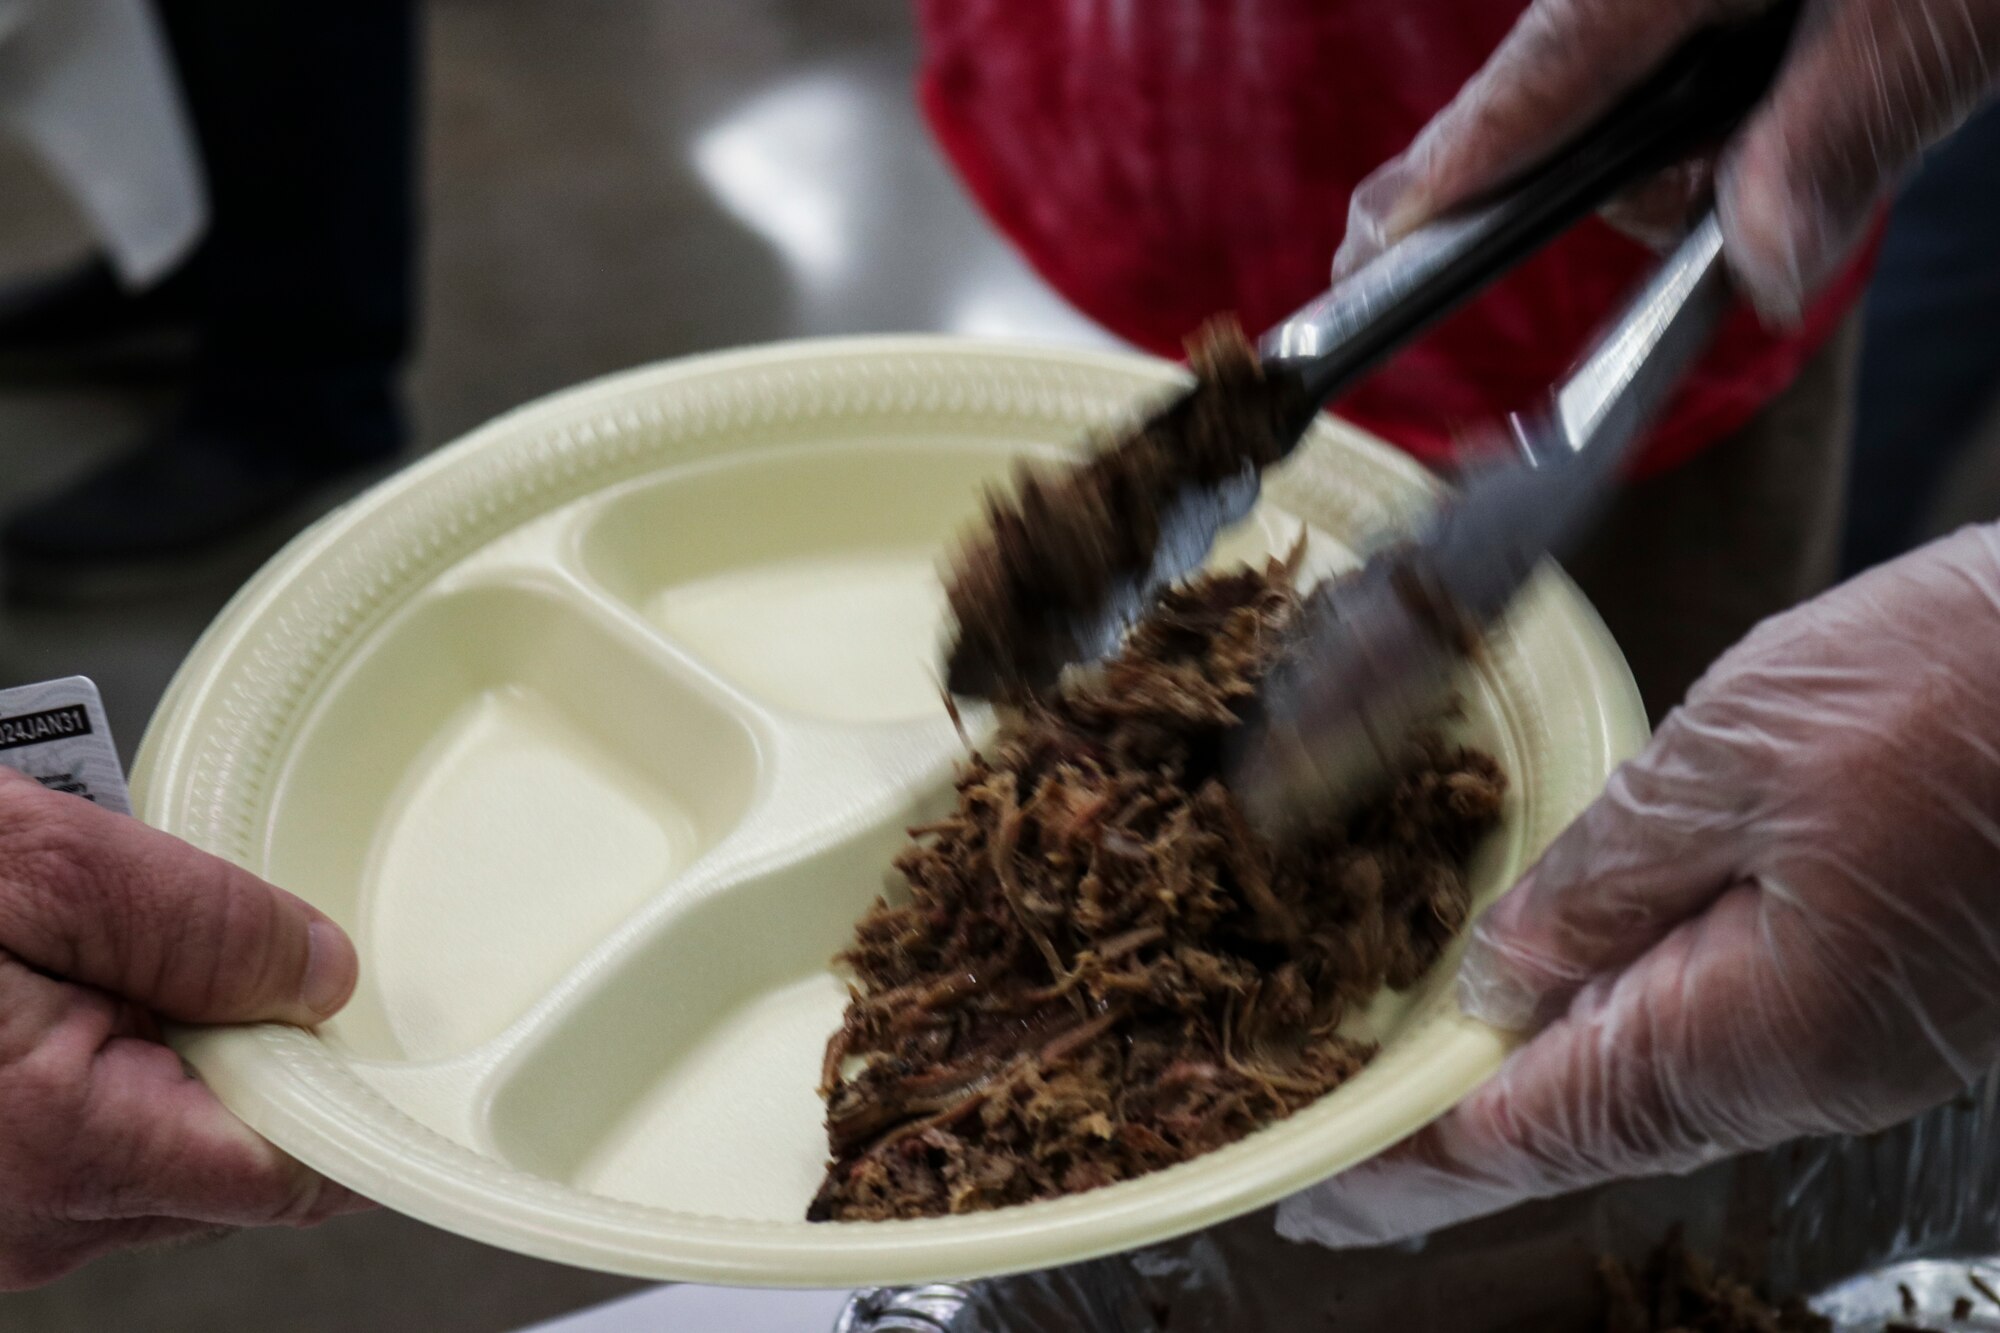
0, 258, 200, 383
1, 411, 402, 601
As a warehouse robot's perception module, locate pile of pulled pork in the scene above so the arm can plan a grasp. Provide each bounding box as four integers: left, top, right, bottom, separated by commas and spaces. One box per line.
810, 548, 1505, 1221
1598, 1232, 1831, 1333
941, 321, 1307, 698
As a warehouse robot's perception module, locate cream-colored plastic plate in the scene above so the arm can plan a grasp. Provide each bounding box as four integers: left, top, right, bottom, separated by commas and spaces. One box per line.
136, 337, 1645, 1288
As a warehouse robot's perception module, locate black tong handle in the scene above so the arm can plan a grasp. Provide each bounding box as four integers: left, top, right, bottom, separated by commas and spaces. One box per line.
1277, 0, 1804, 407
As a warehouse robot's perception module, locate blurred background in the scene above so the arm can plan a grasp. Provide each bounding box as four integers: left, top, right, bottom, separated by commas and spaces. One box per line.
0, 1, 1996, 1330
0, 2, 1107, 1330
0, 0, 1118, 787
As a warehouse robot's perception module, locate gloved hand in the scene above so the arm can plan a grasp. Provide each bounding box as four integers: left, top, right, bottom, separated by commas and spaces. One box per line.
0, 770, 369, 1289
1332, 0, 2000, 323
1278, 523, 2000, 1248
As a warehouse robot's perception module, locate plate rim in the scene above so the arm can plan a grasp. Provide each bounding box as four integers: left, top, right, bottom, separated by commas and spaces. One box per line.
137, 334, 1647, 1287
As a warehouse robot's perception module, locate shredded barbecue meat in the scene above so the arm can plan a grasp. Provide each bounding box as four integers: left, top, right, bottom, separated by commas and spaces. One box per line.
1597, 1231, 1831, 1333
810, 550, 1506, 1221
943, 321, 1308, 697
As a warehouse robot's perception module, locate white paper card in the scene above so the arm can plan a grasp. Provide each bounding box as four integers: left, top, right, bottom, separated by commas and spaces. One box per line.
0, 675, 131, 815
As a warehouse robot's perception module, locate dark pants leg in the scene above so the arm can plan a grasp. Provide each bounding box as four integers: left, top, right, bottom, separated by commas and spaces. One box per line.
155, 0, 420, 464
1838, 97, 2000, 577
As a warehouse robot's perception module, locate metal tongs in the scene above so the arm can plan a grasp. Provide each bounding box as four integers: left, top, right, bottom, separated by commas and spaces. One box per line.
943, 1, 1802, 710
1227, 214, 1732, 831
1217, 0, 1809, 828
1221, 6, 1801, 828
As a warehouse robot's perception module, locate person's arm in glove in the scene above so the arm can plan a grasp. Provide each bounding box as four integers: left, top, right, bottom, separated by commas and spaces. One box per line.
1278, 524, 2000, 1248
1333, 0, 2000, 323
0, 771, 369, 1289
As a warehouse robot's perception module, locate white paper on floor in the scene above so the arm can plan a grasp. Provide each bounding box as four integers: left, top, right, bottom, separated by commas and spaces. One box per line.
517, 1285, 857, 1333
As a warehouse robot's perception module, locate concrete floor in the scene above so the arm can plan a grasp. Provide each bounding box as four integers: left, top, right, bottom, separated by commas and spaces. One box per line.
0, 2, 1111, 1330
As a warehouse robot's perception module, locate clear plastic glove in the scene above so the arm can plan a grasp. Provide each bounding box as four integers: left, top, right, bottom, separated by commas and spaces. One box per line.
1332, 0, 2000, 323
0, 771, 369, 1289
1278, 524, 2000, 1249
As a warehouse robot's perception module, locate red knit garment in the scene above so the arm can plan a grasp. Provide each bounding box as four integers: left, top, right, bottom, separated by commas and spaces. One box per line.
917, 0, 1878, 476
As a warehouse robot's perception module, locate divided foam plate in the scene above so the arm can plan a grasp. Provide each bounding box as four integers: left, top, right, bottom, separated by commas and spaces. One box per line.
135, 337, 1646, 1287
